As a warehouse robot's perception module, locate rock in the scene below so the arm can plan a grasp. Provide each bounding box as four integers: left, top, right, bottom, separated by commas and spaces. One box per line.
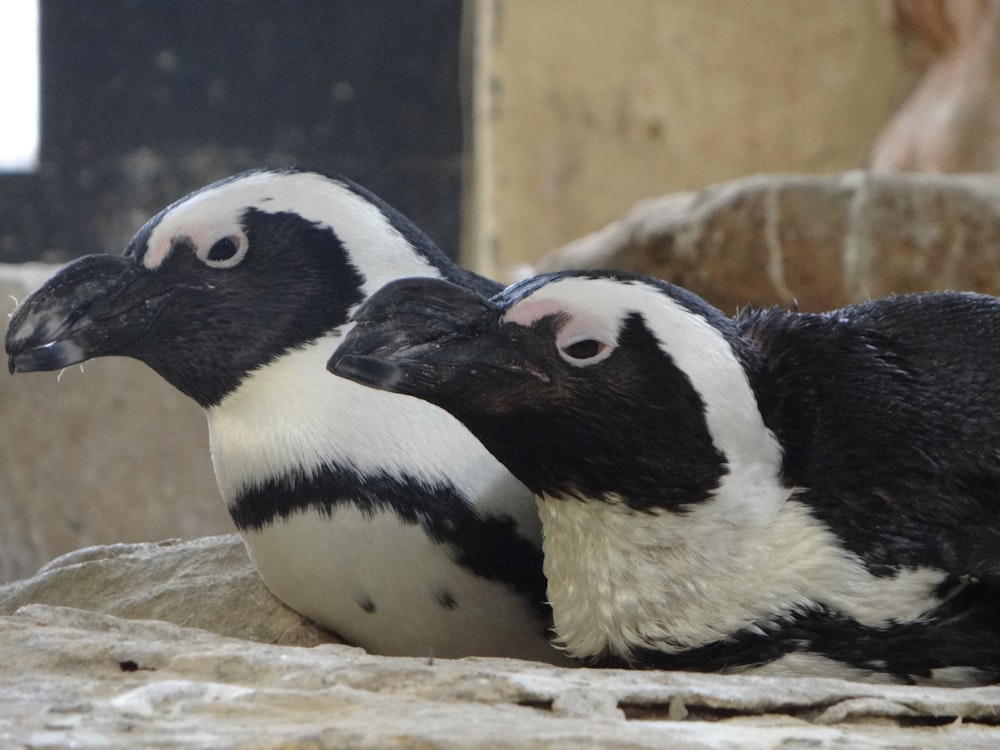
872, 0, 1000, 172
0, 535, 340, 647
531, 172, 1000, 313
3, 603, 1000, 747
0, 263, 231, 583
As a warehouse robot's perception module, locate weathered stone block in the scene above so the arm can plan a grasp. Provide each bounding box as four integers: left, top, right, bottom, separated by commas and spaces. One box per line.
2, 600, 1000, 747
0, 534, 338, 646
533, 172, 1000, 313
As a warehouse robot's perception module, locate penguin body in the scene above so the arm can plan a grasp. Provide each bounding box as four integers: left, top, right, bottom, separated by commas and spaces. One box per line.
328, 270, 1000, 684
5, 168, 560, 663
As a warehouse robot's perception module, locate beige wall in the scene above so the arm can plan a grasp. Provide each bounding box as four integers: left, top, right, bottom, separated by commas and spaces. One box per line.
466, 0, 906, 277
0, 267, 229, 582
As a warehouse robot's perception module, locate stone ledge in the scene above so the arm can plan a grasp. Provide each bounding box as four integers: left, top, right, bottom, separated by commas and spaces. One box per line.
0, 534, 339, 647
1, 537, 999, 747
531, 171, 1000, 313
3, 602, 1000, 748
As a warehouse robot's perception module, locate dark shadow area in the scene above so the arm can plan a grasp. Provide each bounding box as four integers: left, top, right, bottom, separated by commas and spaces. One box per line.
0, 0, 462, 263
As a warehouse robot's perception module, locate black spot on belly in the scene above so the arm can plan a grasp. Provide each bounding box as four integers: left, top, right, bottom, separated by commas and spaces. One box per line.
436, 591, 458, 610
358, 596, 377, 614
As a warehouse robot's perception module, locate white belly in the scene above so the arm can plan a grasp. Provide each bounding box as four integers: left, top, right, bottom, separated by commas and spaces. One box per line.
242, 506, 566, 664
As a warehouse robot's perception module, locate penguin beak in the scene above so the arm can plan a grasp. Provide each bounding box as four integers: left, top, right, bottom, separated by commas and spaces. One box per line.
328, 277, 543, 404
5, 254, 167, 374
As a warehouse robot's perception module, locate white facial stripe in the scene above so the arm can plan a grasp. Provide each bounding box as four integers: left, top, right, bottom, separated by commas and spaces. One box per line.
503, 297, 564, 327
510, 276, 787, 526
144, 181, 261, 269
142, 171, 439, 289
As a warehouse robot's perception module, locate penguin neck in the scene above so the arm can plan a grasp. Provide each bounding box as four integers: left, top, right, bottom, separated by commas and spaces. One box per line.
626, 293, 789, 525
537, 491, 949, 665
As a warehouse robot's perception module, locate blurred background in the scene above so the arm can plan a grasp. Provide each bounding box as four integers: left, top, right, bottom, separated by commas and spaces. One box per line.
0, 0, 465, 263
4, 0, 1000, 582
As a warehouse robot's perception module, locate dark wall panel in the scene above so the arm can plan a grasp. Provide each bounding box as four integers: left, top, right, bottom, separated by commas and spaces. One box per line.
0, 0, 463, 263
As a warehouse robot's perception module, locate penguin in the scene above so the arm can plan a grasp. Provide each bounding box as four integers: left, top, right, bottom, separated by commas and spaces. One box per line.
328, 269, 1000, 685
5, 167, 564, 664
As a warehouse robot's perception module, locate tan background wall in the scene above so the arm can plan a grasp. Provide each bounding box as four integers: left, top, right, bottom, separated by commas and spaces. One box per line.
465, 0, 906, 277
0, 267, 229, 583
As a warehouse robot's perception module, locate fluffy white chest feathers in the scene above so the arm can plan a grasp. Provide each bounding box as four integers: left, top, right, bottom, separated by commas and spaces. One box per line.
537, 492, 949, 664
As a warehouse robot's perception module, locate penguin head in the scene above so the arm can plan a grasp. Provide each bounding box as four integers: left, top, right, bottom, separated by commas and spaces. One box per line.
331, 270, 788, 523
6, 168, 461, 408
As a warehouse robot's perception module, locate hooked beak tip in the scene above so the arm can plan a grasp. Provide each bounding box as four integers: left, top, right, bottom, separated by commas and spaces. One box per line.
327, 352, 405, 391
5, 339, 88, 374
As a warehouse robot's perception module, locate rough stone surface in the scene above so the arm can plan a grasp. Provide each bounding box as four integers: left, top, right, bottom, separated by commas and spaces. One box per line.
3, 603, 1000, 748
0, 537, 998, 747
0, 535, 339, 647
872, 0, 1000, 173
0, 264, 231, 583
532, 171, 1000, 313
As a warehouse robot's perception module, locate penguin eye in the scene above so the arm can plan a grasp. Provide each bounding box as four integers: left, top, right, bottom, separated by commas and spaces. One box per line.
562, 339, 603, 359
208, 236, 239, 261
198, 233, 248, 269
558, 338, 611, 366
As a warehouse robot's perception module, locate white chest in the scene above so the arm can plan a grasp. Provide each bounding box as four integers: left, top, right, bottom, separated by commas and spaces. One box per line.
537, 493, 948, 664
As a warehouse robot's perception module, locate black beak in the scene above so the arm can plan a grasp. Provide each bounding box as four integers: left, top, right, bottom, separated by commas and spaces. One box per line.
6, 254, 166, 374
328, 277, 539, 402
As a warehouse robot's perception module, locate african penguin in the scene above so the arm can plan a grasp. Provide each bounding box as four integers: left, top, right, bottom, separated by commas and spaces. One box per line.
329, 269, 1000, 685
5, 167, 565, 663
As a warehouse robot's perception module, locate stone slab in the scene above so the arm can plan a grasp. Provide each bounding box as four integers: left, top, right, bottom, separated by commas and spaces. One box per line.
0, 534, 338, 647
2, 603, 999, 748
532, 171, 1000, 313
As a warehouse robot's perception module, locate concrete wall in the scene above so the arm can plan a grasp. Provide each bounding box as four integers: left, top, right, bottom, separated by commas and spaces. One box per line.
465, 0, 906, 276
0, 266, 228, 582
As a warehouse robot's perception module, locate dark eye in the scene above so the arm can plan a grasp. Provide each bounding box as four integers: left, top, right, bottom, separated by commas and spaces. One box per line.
207, 236, 241, 262
561, 339, 606, 360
